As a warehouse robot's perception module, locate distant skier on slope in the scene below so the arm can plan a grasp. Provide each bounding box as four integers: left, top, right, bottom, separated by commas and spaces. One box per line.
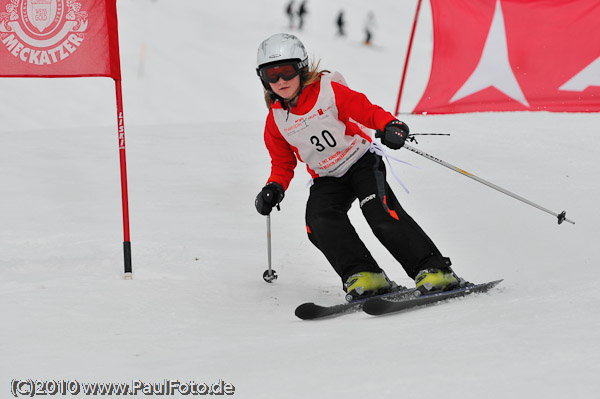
364, 11, 376, 45
285, 0, 295, 29
336, 10, 345, 37
297, 1, 308, 30
254, 33, 461, 300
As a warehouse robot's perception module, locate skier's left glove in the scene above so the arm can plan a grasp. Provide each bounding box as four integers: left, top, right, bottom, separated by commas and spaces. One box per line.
375, 120, 410, 150
255, 182, 285, 215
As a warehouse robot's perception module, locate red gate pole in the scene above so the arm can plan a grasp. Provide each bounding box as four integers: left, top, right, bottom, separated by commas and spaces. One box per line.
115, 79, 132, 279
395, 0, 423, 115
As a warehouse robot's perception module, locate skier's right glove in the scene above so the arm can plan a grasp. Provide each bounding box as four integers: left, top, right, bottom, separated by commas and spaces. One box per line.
375, 120, 410, 150
255, 182, 285, 215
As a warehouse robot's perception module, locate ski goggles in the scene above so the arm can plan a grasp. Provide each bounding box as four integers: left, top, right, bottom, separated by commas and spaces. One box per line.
258, 62, 301, 84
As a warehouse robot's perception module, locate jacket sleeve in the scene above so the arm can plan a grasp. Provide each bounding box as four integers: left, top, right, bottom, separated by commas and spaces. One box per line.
264, 112, 297, 191
331, 81, 396, 131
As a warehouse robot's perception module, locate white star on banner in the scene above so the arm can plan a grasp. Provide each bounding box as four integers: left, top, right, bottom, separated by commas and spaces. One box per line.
559, 57, 600, 91
450, 0, 529, 107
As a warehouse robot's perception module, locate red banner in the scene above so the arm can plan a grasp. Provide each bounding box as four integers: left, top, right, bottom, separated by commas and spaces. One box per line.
0, 0, 120, 78
414, 0, 600, 114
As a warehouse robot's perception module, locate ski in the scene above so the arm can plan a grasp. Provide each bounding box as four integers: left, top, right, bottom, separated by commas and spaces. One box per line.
295, 287, 416, 320
362, 279, 503, 316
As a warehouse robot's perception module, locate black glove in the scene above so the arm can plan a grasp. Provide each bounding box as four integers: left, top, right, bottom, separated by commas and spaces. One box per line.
255, 182, 285, 215
375, 120, 410, 150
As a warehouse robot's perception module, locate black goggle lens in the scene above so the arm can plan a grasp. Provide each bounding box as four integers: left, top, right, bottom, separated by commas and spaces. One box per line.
259, 63, 300, 83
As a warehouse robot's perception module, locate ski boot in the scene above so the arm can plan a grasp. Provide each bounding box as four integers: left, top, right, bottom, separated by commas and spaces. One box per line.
344, 271, 393, 302
414, 268, 460, 295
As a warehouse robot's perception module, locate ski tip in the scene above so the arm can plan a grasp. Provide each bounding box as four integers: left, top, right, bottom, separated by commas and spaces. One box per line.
294, 303, 318, 320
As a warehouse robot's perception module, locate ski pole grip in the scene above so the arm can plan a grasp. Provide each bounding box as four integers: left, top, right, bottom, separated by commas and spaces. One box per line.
262, 190, 272, 201
262, 184, 282, 211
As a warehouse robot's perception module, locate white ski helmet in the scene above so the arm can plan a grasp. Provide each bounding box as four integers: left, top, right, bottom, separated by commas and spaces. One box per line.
256, 33, 309, 76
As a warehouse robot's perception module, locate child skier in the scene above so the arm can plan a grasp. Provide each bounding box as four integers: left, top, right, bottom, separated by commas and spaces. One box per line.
254, 33, 459, 300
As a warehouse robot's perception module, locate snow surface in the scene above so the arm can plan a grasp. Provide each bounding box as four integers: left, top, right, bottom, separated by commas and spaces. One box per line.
1, 0, 598, 398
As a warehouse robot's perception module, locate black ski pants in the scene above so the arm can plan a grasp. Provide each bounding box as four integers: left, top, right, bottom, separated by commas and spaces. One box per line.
305, 150, 451, 284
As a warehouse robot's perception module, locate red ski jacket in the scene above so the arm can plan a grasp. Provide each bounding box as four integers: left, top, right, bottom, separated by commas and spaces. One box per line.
263, 73, 396, 190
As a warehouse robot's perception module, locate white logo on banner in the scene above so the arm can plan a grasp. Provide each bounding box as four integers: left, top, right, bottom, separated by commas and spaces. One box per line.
450, 0, 529, 107
559, 57, 600, 92
0, 0, 88, 66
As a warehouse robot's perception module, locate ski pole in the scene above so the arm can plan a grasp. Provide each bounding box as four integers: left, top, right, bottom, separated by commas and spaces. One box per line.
402, 143, 575, 225
263, 213, 278, 283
